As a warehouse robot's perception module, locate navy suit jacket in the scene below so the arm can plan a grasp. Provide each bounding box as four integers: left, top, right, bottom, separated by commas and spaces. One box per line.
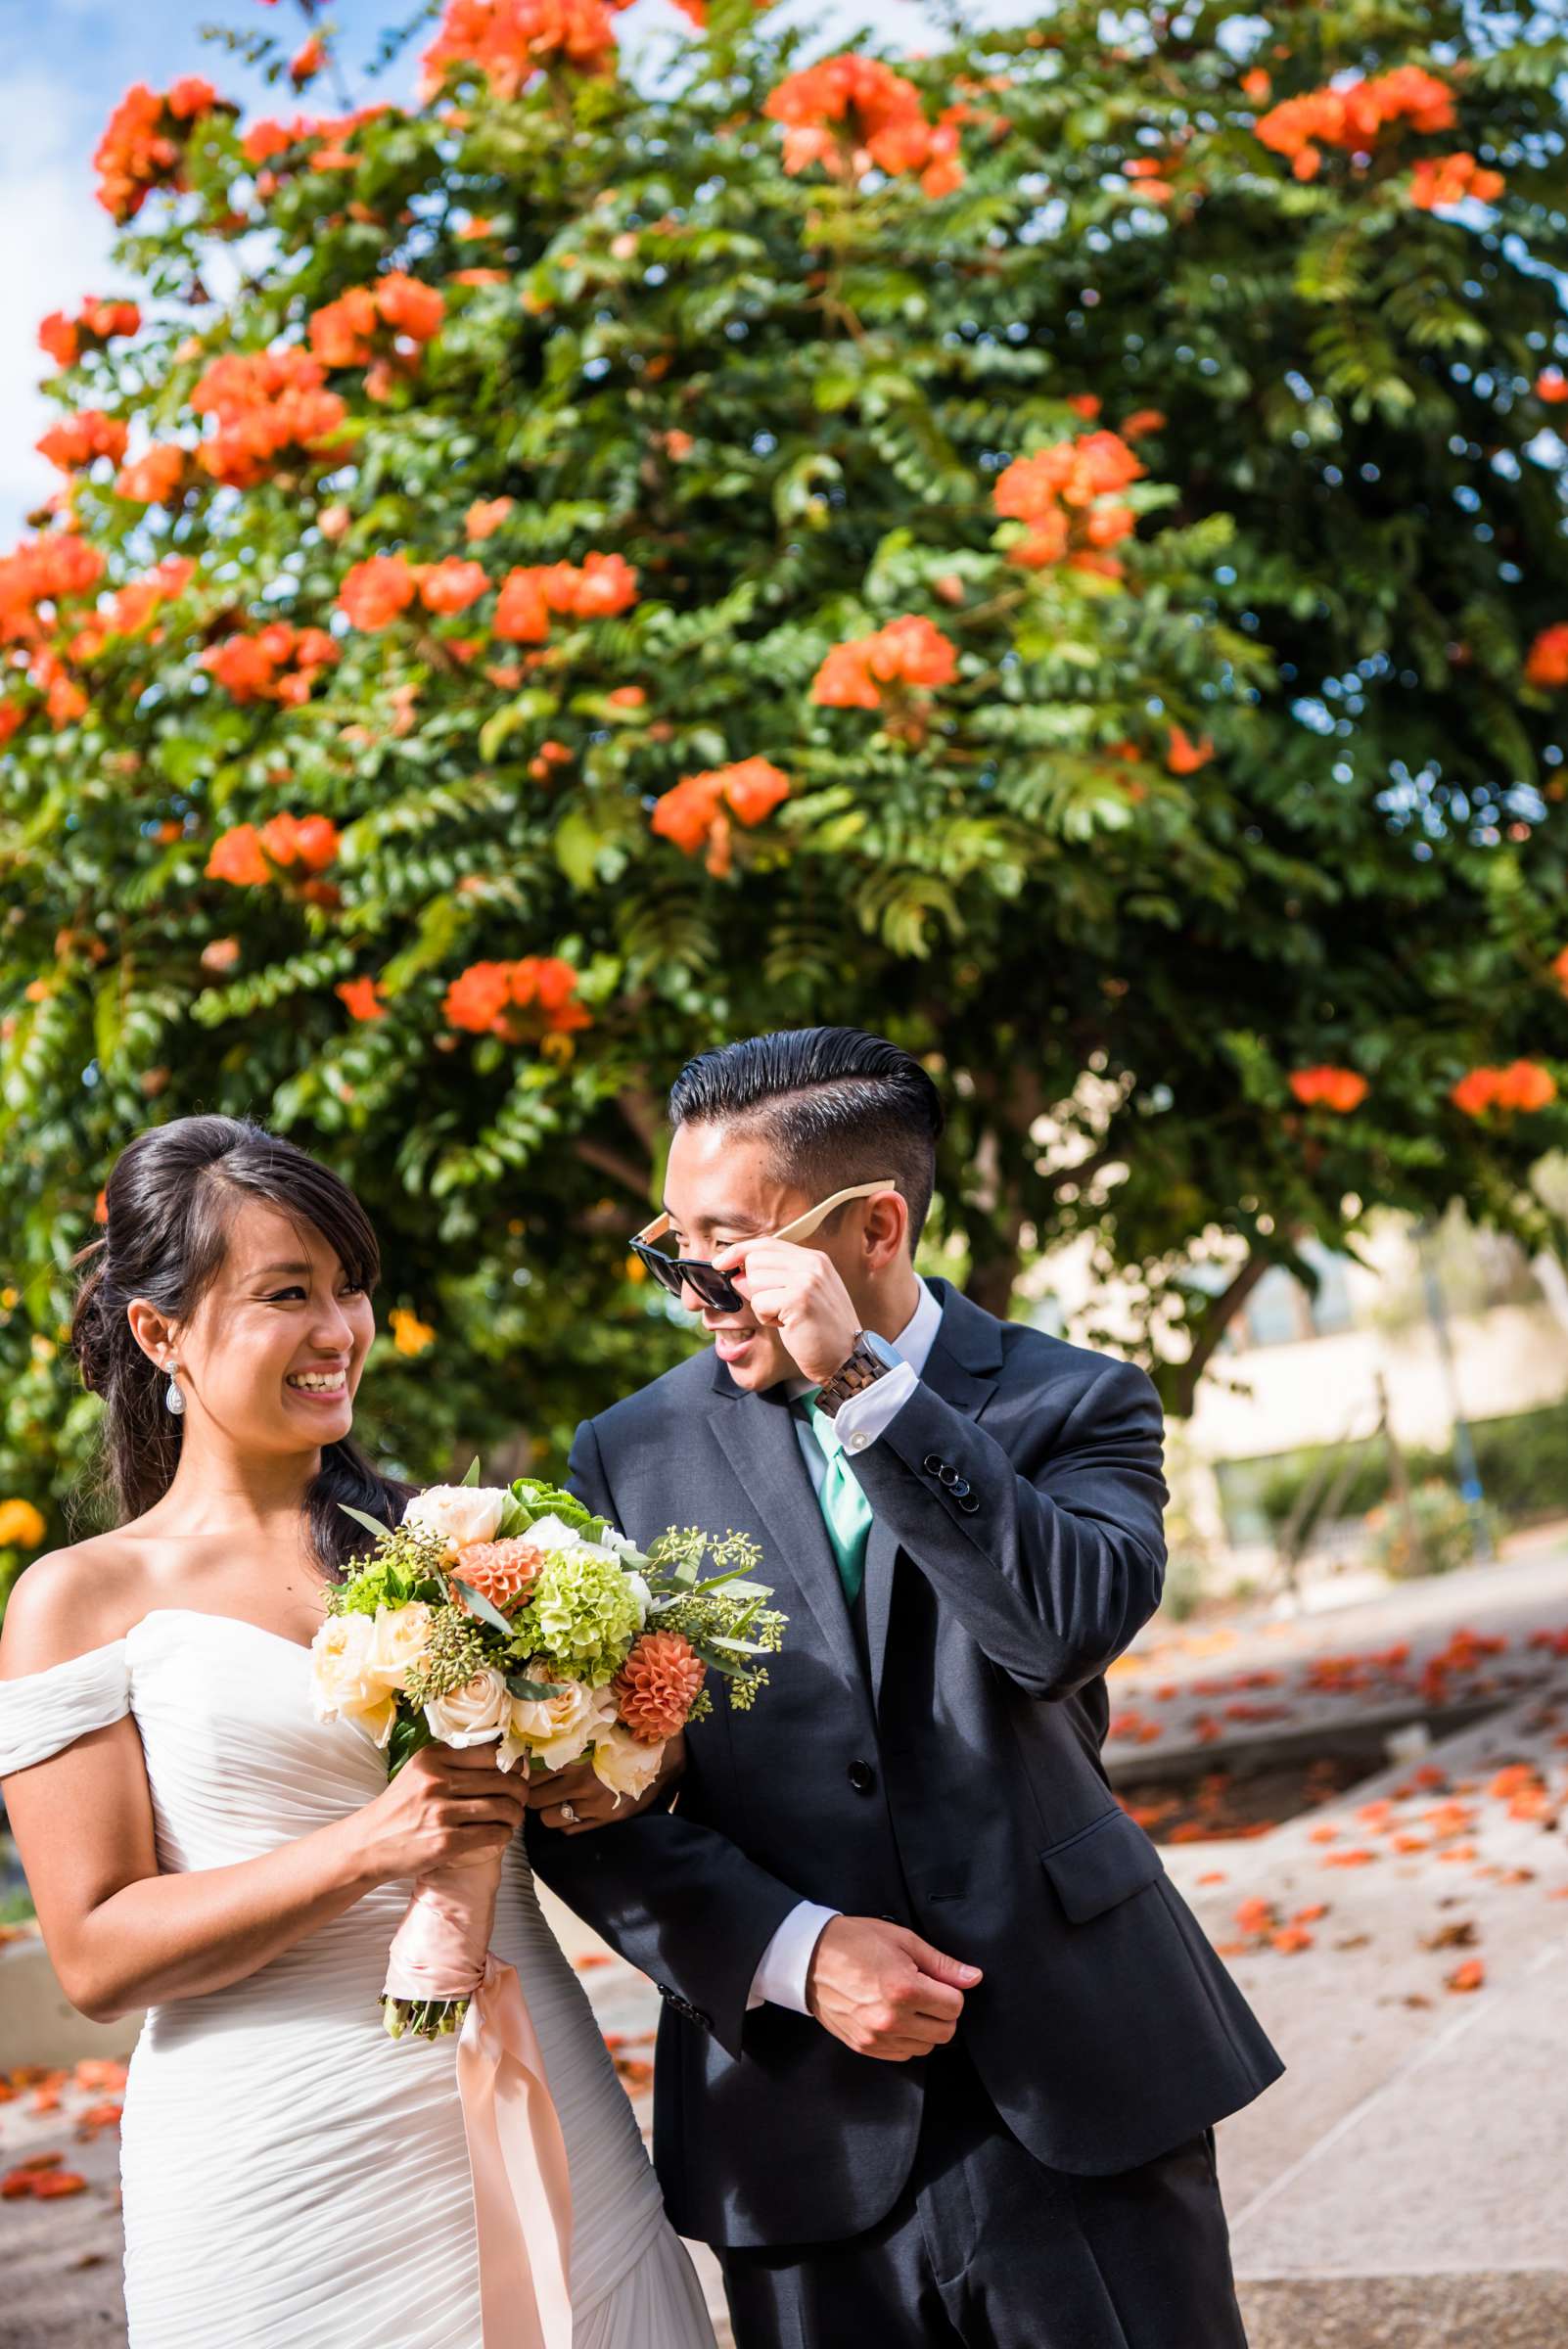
528, 1278, 1282, 2248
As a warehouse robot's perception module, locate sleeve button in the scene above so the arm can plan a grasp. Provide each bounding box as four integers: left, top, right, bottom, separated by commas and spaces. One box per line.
922, 1453, 945, 1476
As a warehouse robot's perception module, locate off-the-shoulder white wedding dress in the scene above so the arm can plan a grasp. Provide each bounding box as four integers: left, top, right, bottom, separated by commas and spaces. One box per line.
0, 1609, 715, 2349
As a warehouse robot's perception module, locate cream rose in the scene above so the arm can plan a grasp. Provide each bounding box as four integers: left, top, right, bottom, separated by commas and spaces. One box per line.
499, 1677, 615, 1774
401, 1483, 508, 1557
310, 1613, 398, 1749
424, 1665, 511, 1746
589, 1724, 668, 1807
366, 1601, 433, 1692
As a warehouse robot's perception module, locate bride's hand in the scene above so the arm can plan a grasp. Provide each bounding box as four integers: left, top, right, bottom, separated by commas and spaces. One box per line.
347, 1743, 531, 1884
526, 1731, 686, 1835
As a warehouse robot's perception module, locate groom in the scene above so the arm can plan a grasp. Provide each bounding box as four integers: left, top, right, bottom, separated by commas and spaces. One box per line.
529, 1026, 1281, 2347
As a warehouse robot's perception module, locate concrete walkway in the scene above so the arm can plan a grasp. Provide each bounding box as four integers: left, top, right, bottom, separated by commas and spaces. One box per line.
1162, 1673, 1568, 2340
1105, 1545, 1568, 1773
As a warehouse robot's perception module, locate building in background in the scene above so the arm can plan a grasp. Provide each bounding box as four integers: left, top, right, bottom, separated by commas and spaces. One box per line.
1022, 1208, 1568, 1595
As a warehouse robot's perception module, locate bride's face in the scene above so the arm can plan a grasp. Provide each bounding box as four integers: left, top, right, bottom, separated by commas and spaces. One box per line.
147, 1199, 376, 1456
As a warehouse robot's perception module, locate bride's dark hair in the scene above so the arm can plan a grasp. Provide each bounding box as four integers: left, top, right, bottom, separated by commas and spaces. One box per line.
69, 1115, 413, 1575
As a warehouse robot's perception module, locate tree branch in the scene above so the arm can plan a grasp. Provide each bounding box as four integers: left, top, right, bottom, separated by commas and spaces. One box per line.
573, 1137, 652, 1201
1169, 1249, 1269, 1417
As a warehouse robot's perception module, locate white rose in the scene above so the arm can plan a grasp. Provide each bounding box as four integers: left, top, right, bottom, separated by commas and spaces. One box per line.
365, 1601, 433, 1692
498, 1676, 610, 1773
402, 1483, 508, 1556
589, 1724, 668, 1807
623, 1571, 651, 1630
601, 1526, 644, 1562
424, 1666, 511, 1746
517, 1512, 584, 1554
310, 1612, 398, 1748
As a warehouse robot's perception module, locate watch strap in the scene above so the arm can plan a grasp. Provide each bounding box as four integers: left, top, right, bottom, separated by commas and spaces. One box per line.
814, 1331, 894, 1419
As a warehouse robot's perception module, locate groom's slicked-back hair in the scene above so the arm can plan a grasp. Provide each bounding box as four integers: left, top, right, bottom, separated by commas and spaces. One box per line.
669, 1027, 945, 1247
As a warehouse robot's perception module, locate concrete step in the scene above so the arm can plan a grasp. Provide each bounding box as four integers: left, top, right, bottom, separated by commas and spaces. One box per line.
1237, 2272, 1568, 2348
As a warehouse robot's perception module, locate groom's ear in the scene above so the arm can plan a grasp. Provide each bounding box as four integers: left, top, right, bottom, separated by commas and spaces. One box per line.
861, 1188, 910, 1271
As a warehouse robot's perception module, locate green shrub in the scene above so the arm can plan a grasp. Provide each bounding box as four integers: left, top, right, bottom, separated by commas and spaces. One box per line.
1364, 1480, 1497, 1579
1222, 1397, 1568, 1545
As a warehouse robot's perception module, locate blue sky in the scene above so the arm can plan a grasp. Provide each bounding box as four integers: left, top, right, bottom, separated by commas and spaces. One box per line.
0, 0, 1038, 538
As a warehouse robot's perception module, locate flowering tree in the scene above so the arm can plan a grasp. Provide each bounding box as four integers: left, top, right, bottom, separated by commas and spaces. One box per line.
3, 0, 1568, 1575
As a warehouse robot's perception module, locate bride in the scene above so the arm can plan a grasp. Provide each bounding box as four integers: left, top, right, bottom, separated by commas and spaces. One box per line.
0, 1114, 715, 2349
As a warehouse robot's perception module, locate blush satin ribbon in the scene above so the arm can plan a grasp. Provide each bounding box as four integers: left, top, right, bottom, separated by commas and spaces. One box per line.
385, 1856, 574, 2349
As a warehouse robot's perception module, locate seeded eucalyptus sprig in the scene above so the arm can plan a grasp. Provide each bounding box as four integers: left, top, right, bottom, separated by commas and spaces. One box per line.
643, 1525, 785, 1714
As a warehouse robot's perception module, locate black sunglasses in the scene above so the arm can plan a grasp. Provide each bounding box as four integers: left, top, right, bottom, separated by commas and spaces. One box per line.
629, 1180, 898, 1315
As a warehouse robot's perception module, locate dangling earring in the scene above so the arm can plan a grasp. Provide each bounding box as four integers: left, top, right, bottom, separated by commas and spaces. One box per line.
164, 1362, 186, 1416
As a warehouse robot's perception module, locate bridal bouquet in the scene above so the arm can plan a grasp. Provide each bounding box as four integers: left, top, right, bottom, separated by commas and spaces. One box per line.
310, 1463, 783, 2038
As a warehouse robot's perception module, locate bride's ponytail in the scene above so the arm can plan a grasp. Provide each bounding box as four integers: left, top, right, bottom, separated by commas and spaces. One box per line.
70, 1233, 183, 1526
69, 1117, 414, 1574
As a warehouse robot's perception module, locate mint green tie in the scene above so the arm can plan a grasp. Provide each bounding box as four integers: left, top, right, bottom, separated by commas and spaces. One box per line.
804, 1396, 875, 1607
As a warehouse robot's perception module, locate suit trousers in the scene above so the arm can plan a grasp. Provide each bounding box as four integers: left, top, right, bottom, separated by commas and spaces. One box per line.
716, 2039, 1249, 2349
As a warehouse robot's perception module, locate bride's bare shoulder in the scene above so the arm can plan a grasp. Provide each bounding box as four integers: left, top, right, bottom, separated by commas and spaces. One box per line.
0, 1531, 150, 1676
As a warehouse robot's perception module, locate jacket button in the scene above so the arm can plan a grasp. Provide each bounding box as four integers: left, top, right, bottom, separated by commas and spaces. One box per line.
949, 1476, 971, 1497
922, 1453, 945, 1476
848, 1759, 877, 1794
958, 1493, 981, 1515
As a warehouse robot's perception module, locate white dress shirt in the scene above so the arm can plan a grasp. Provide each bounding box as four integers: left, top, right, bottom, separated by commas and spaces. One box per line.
745, 1278, 944, 2015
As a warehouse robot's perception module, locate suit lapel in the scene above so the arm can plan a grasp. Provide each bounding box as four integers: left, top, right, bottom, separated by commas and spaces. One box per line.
709, 1378, 863, 1688
865, 1282, 1004, 1711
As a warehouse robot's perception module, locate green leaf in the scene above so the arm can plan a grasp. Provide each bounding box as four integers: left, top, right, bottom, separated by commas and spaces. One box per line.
338, 1503, 393, 1542
450, 1576, 515, 1635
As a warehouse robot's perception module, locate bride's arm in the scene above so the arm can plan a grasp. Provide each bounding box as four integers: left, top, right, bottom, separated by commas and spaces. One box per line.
0, 1560, 530, 2023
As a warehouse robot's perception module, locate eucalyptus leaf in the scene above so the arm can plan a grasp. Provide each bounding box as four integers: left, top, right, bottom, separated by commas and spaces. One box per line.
338, 1502, 393, 1542
449, 1577, 515, 1636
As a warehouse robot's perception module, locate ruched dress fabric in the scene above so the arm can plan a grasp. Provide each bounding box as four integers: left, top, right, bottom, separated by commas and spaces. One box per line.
0, 1611, 715, 2349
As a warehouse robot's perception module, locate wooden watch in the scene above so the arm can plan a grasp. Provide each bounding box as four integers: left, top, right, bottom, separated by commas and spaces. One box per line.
814, 1329, 901, 1418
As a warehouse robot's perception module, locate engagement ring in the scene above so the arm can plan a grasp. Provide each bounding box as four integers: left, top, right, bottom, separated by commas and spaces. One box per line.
559, 1802, 578, 1825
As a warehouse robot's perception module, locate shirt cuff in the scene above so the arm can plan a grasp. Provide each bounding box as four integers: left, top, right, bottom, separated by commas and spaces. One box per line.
830, 1359, 918, 1457
745, 1900, 840, 2013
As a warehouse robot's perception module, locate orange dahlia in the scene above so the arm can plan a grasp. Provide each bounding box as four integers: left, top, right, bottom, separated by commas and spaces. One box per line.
613, 1631, 706, 1746
451, 1538, 545, 1611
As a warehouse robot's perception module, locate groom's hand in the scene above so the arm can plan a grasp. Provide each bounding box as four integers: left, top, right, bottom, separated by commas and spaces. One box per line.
713, 1237, 860, 1385
806, 1915, 982, 2060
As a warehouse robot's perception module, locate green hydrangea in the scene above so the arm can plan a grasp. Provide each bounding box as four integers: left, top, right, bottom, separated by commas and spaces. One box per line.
509, 1543, 643, 1687
325, 1530, 448, 1617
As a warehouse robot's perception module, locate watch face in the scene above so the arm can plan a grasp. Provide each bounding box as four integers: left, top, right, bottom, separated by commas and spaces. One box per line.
863, 1331, 901, 1373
